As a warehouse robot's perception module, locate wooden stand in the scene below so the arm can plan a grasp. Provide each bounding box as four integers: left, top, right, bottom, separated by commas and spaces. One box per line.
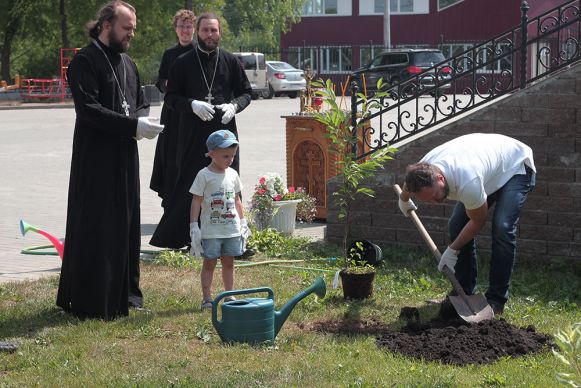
283, 114, 369, 220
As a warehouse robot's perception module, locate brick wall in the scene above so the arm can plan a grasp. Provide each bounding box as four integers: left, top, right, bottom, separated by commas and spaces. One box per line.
326, 61, 581, 262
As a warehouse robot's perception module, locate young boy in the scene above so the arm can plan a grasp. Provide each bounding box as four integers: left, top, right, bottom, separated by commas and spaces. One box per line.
189, 129, 250, 310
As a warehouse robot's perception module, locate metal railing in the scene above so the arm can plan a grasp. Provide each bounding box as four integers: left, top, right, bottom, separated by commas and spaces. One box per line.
352, 0, 581, 160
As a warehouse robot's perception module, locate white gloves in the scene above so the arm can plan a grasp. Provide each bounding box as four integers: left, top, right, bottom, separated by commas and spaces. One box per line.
191, 100, 215, 121
136, 116, 164, 140
240, 218, 251, 240
189, 222, 203, 257
398, 197, 418, 217
216, 103, 236, 124
438, 246, 459, 273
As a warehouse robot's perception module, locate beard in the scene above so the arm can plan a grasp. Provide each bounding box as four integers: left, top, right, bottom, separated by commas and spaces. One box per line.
108, 29, 129, 53
197, 35, 219, 52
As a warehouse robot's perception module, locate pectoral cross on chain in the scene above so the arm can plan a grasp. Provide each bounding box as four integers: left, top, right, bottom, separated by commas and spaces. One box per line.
205, 93, 214, 104
122, 99, 130, 116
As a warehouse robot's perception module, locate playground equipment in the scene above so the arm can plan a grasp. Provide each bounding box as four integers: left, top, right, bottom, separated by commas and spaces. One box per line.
212, 277, 326, 344
16, 48, 79, 102
0, 74, 21, 91
19, 219, 64, 260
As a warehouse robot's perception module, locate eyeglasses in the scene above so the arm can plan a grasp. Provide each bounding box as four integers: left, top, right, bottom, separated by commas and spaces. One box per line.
176, 25, 194, 30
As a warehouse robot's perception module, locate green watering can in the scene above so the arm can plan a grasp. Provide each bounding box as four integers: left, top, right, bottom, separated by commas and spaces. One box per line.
212, 277, 326, 344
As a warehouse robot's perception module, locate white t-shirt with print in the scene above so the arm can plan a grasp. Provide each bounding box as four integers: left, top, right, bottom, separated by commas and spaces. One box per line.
421, 133, 536, 210
189, 167, 243, 239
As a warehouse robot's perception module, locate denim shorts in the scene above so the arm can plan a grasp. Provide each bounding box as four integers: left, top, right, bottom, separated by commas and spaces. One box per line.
201, 236, 243, 259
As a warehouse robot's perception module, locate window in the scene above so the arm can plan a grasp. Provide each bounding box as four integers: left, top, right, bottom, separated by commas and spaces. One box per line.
360, 45, 386, 67
288, 46, 352, 74
441, 43, 471, 70
303, 0, 338, 15
374, 0, 413, 13
475, 43, 513, 72
320, 46, 352, 73
440, 42, 513, 73
438, 0, 463, 11
288, 47, 319, 73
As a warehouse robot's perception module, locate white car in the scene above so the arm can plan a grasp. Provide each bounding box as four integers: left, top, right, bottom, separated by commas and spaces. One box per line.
263, 61, 306, 99
234, 52, 268, 100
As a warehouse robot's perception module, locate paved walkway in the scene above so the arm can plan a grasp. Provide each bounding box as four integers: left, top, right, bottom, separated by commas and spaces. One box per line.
0, 99, 326, 284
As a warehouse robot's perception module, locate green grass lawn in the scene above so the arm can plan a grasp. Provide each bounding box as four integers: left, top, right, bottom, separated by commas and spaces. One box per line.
1, 243, 579, 386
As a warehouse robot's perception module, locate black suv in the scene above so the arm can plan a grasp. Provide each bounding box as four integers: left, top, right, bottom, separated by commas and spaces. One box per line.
352, 49, 451, 93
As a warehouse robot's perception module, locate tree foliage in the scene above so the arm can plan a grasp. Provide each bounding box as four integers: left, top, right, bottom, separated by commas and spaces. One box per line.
0, 0, 305, 84
223, 0, 306, 51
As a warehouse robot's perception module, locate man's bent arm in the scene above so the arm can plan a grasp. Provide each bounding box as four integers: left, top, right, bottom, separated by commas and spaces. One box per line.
449, 203, 488, 250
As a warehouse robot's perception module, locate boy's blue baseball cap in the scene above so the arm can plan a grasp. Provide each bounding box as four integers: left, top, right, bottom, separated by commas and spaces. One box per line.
206, 129, 239, 152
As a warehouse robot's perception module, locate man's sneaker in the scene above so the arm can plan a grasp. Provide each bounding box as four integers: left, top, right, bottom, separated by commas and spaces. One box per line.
224, 296, 237, 303
201, 298, 213, 311
487, 300, 505, 315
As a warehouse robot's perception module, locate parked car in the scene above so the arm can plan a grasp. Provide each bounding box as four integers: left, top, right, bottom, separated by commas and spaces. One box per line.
263, 61, 306, 99
352, 49, 452, 94
234, 52, 268, 100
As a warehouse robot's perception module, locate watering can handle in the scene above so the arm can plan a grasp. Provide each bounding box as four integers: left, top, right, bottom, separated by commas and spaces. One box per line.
213, 287, 274, 305
212, 287, 275, 326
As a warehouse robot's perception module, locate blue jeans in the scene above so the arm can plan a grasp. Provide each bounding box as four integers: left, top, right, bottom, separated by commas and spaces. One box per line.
449, 166, 535, 306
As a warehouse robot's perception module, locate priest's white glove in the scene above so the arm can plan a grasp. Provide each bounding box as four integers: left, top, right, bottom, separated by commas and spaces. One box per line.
398, 197, 418, 217
438, 246, 459, 273
136, 116, 164, 140
240, 218, 251, 240
216, 103, 236, 124
191, 100, 215, 121
189, 222, 203, 257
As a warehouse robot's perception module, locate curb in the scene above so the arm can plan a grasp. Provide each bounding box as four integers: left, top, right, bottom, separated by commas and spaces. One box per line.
0, 103, 75, 111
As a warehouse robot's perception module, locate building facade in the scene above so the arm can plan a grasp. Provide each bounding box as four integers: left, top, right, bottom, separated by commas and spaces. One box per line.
281, 0, 565, 81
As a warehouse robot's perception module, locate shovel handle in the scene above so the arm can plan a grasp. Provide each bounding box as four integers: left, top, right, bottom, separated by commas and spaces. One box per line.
393, 184, 470, 300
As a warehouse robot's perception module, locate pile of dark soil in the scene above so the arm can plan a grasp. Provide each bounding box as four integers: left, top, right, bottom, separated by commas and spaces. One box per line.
308, 307, 552, 366
376, 317, 551, 365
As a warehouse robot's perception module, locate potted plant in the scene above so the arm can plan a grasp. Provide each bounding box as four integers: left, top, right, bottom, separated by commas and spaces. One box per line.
249, 173, 317, 235
313, 78, 397, 299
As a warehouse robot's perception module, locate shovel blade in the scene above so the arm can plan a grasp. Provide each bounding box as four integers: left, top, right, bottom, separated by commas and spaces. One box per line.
449, 294, 495, 323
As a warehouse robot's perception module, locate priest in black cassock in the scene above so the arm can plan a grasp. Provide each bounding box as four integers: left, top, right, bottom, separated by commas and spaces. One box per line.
57, 1, 163, 320
150, 9, 196, 208
150, 12, 252, 249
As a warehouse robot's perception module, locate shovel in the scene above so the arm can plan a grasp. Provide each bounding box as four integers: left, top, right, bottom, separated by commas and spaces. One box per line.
394, 184, 494, 323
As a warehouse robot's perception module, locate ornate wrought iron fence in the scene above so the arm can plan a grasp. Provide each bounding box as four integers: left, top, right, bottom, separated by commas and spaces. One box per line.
352, 0, 581, 160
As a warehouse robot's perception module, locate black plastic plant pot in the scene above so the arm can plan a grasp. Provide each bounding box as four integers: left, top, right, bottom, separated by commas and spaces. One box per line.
349, 239, 383, 267
340, 269, 375, 300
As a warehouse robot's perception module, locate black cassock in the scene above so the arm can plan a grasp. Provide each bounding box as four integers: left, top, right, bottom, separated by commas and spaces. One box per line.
150, 42, 194, 207
57, 40, 149, 320
150, 47, 252, 248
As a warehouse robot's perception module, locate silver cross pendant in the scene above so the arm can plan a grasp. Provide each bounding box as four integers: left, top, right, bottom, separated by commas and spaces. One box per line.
122, 99, 130, 116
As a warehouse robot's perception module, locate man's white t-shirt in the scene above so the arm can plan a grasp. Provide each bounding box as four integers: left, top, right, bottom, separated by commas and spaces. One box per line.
421, 133, 536, 210
189, 167, 243, 239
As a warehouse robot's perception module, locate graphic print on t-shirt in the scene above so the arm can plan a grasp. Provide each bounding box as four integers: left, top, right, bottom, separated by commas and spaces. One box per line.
209, 188, 237, 225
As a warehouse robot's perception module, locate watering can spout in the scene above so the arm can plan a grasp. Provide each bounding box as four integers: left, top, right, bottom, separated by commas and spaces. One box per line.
274, 277, 326, 337
20, 219, 65, 260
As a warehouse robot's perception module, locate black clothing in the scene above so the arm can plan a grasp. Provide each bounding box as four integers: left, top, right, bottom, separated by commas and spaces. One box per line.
150, 42, 194, 207
57, 40, 149, 320
150, 47, 252, 248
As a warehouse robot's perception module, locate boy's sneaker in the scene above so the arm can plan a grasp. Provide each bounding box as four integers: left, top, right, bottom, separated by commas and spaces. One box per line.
224, 296, 237, 303
201, 298, 213, 311
235, 248, 255, 260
